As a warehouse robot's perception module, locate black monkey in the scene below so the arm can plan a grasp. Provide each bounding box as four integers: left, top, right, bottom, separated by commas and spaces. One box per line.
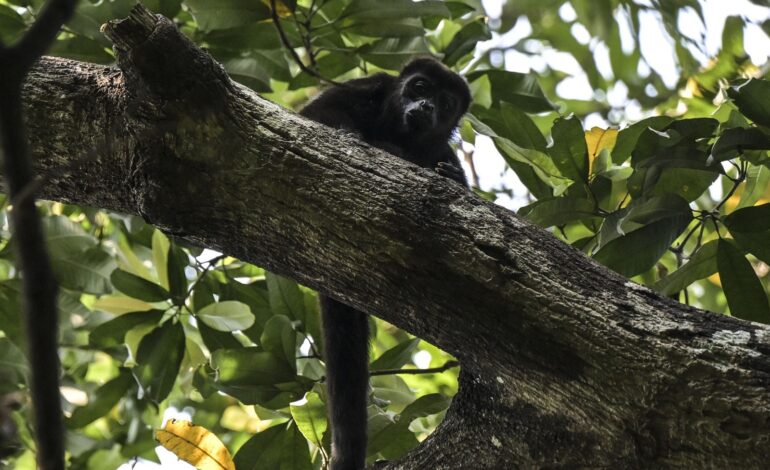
300, 57, 471, 470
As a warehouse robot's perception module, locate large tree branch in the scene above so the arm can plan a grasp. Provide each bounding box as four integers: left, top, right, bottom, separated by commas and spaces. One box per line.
7, 5, 770, 467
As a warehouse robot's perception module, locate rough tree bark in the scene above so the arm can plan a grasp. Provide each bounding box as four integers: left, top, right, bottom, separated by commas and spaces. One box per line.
4, 5, 769, 468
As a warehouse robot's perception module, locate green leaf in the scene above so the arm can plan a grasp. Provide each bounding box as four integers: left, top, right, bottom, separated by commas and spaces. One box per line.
211, 347, 295, 386
48, 36, 113, 64
368, 394, 450, 456
198, 321, 242, 352
67, 370, 133, 428
0, 4, 27, 44
711, 127, 770, 162
266, 273, 306, 322
442, 19, 491, 66
142, 0, 183, 18
466, 69, 556, 113
723, 203, 770, 232
233, 422, 312, 470
359, 37, 431, 70
594, 216, 690, 277
654, 240, 718, 296
612, 116, 674, 164
42, 215, 96, 256
549, 115, 589, 184
518, 197, 597, 228
110, 269, 170, 302
341, 0, 450, 21
370, 338, 420, 371
738, 164, 770, 209
731, 230, 770, 265
167, 244, 189, 304
0, 337, 27, 394
152, 230, 170, 290
727, 79, 770, 128
717, 240, 770, 323
197, 300, 255, 332
260, 315, 296, 369
186, 0, 271, 32
52, 246, 116, 295
90, 310, 164, 349
290, 392, 327, 447
133, 321, 186, 404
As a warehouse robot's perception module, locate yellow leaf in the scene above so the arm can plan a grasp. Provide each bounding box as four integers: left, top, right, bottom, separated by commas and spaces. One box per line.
155, 419, 236, 470
585, 127, 618, 175
93, 295, 154, 314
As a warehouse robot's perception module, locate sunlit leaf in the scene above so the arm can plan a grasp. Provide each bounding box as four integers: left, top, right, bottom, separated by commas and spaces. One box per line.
290, 392, 327, 447
155, 419, 236, 470
197, 301, 255, 332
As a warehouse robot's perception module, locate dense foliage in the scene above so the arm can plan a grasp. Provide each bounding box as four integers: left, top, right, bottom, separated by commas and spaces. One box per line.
0, 0, 768, 468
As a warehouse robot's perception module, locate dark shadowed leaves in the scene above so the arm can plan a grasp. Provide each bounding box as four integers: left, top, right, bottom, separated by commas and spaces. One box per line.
717, 240, 770, 323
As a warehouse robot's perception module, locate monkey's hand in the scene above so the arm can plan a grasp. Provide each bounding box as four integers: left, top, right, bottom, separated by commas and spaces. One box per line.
436, 161, 466, 185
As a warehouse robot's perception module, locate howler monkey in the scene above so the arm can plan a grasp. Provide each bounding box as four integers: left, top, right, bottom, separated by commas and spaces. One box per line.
300, 57, 471, 470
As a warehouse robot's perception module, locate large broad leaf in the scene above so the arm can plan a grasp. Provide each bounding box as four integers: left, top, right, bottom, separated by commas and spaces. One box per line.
0, 4, 25, 45
473, 104, 548, 152
233, 422, 312, 470
549, 115, 590, 184
133, 321, 186, 404
110, 269, 170, 303
654, 240, 718, 296
711, 127, 770, 162
197, 300, 255, 332
368, 394, 450, 456
729, 230, 770, 265
289, 392, 327, 447
612, 115, 674, 164
89, 310, 164, 349
717, 240, 770, 324
0, 337, 27, 394
155, 419, 236, 470
67, 369, 133, 428
52, 246, 116, 295
266, 273, 306, 322
370, 338, 420, 371
737, 164, 770, 209
48, 36, 113, 64
341, 0, 449, 21
198, 322, 242, 353
518, 197, 597, 228
186, 0, 271, 32
723, 203, 770, 232
442, 19, 491, 66
211, 347, 295, 386
467, 113, 569, 195
260, 315, 297, 369
167, 245, 189, 304
359, 37, 431, 70
727, 79, 770, 128
594, 215, 690, 277
466, 69, 555, 113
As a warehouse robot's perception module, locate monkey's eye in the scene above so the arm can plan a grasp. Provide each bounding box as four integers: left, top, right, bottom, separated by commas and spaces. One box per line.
412, 80, 428, 95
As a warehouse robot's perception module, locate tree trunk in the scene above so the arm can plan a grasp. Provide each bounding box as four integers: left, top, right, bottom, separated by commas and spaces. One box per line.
6, 5, 770, 468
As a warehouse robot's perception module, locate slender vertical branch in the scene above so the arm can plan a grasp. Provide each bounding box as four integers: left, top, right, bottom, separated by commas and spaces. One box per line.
0, 1, 78, 468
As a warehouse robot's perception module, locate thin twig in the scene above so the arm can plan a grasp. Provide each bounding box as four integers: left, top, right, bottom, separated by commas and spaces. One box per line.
369, 360, 460, 377
269, 0, 343, 87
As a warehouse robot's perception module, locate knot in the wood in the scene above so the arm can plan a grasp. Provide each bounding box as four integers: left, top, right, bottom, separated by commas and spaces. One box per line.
100, 4, 232, 110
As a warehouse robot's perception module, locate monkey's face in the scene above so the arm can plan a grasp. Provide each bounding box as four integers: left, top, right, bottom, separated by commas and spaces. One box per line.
399, 74, 462, 139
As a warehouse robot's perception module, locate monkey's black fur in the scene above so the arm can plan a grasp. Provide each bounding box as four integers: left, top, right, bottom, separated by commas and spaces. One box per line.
300, 57, 471, 470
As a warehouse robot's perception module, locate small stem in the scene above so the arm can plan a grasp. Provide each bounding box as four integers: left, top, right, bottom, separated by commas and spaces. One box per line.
369, 360, 460, 377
